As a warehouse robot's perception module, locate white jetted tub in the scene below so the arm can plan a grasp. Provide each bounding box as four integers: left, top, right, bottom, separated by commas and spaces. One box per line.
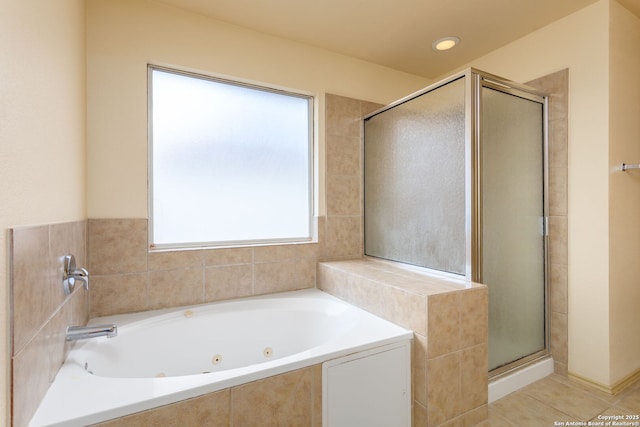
30, 289, 412, 426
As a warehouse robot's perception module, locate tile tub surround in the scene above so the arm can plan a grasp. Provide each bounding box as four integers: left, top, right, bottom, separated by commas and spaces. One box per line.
91, 365, 322, 426
10, 220, 90, 427
87, 217, 328, 318
318, 258, 489, 427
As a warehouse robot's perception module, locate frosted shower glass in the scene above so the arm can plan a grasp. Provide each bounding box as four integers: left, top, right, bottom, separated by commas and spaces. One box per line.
364, 77, 466, 274
482, 87, 546, 371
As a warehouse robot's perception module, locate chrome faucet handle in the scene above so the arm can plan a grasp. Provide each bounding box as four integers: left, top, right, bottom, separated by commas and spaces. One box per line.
73, 267, 89, 291
62, 255, 90, 295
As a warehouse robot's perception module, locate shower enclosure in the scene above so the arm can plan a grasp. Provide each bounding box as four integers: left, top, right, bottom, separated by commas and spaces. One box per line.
364, 68, 548, 376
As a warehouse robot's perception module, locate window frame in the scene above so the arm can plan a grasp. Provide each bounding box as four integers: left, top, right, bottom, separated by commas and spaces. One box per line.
147, 65, 315, 250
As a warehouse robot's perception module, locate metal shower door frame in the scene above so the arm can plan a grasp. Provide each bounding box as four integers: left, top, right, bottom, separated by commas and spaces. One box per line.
470, 69, 550, 378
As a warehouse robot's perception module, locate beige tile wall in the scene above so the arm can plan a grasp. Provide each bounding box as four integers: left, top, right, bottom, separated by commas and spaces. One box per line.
325, 94, 383, 259
318, 258, 489, 427
88, 218, 326, 317
10, 220, 90, 427
526, 69, 569, 376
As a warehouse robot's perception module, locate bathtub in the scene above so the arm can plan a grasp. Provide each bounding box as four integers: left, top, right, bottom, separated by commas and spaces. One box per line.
29, 289, 412, 426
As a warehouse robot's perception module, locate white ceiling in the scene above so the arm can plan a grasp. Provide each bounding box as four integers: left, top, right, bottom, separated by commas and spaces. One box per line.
156, 0, 640, 79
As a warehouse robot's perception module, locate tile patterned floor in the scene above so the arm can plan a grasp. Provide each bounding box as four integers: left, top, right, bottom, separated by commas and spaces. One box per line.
479, 374, 640, 426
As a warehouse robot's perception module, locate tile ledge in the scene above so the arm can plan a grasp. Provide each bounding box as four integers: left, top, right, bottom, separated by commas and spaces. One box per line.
318, 258, 484, 295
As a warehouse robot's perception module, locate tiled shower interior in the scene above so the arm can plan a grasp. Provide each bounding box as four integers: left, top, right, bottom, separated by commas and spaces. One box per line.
11, 69, 568, 426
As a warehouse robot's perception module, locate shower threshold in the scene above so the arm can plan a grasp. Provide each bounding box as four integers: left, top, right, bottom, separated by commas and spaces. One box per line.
488, 356, 554, 403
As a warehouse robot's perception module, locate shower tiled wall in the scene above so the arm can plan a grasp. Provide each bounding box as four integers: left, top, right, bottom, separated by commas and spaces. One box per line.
325, 94, 383, 258
526, 69, 569, 376
10, 220, 89, 427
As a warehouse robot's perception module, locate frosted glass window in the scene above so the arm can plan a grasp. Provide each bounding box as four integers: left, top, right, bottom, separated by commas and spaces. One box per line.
149, 67, 313, 248
364, 77, 466, 274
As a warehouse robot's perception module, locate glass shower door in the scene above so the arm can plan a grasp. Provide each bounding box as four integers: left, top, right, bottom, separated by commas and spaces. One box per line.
364, 77, 467, 275
480, 84, 547, 372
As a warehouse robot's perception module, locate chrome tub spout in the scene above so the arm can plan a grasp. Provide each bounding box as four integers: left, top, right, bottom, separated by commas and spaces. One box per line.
66, 324, 118, 341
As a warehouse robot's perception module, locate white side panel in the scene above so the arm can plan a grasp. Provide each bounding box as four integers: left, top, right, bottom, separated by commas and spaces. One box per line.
323, 341, 411, 427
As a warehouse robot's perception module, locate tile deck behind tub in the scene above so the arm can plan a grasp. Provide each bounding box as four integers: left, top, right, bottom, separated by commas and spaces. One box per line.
317, 257, 489, 427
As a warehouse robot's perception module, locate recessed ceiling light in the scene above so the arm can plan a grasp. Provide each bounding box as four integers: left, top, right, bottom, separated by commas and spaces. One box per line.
432, 36, 460, 51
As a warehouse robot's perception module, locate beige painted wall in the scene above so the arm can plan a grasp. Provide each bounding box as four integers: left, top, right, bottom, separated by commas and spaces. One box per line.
0, 0, 86, 423
453, 0, 640, 388
86, 0, 431, 220
609, 1, 640, 386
